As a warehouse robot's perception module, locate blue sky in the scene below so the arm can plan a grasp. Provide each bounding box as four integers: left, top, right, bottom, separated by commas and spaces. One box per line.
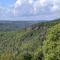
0, 0, 60, 21
0, 0, 15, 7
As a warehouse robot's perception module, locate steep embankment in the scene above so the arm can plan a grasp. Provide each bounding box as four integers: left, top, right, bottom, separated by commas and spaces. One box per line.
43, 23, 60, 60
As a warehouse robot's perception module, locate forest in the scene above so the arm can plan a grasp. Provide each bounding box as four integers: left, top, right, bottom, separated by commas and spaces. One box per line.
0, 19, 60, 60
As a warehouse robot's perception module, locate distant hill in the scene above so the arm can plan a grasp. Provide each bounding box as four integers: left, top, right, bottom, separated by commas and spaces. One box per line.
0, 21, 38, 31
0, 20, 48, 31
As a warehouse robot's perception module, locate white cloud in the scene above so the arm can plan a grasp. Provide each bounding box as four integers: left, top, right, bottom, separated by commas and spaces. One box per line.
51, 5, 59, 12
15, 0, 22, 8
0, 0, 60, 20
10, 0, 59, 16
51, 0, 60, 12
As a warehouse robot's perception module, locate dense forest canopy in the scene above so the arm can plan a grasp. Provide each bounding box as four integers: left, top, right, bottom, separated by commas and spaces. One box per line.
43, 23, 60, 60
0, 19, 60, 60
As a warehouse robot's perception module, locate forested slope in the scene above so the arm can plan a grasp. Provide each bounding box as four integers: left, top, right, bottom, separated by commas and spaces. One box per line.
43, 23, 60, 60
0, 19, 60, 60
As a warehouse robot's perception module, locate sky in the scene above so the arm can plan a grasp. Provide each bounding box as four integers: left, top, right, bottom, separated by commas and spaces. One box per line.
0, 0, 60, 21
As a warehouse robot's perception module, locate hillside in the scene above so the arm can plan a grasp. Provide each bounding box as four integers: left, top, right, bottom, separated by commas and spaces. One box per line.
43, 23, 60, 60
0, 19, 60, 60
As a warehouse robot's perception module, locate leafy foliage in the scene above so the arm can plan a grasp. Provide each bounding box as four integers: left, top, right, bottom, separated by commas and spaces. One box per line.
43, 23, 60, 60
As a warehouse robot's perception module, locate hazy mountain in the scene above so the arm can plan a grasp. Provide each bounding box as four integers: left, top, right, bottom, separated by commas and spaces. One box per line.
0, 20, 47, 31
